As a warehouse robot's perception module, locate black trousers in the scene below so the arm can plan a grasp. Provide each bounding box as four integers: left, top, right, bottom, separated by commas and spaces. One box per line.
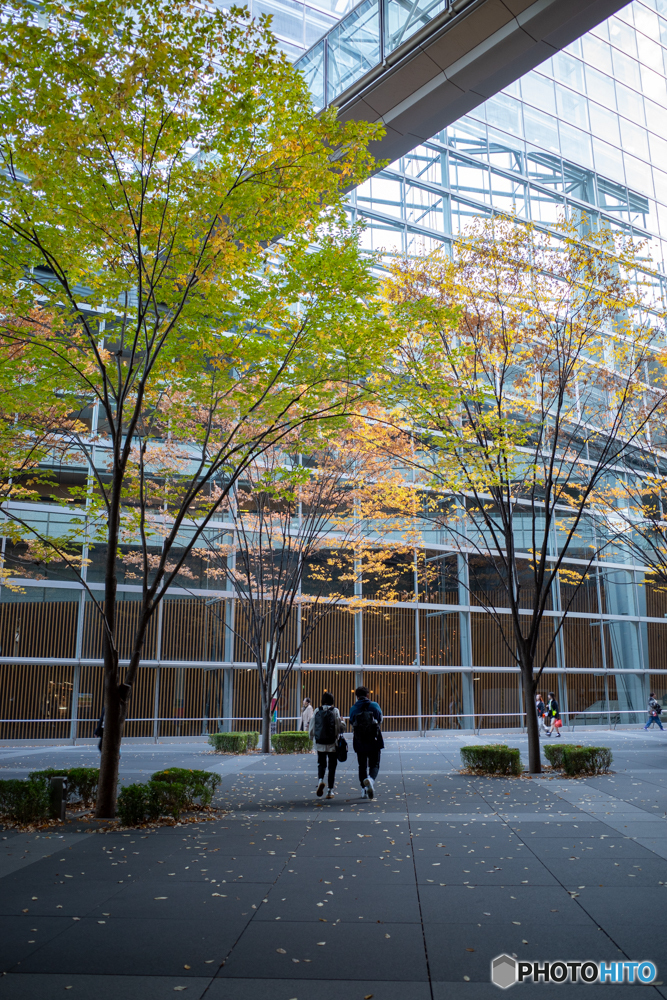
357, 747, 381, 786
317, 751, 338, 788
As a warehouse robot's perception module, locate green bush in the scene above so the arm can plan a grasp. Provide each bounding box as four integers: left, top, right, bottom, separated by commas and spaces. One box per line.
271, 731, 313, 754
29, 767, 99, 804
0, 778, 50, 824
460, 745, 522, 776
543, 744, 612, 775
147, 781, 189, 821
116, 784, 148, 827
208, 732, 250, 753
245, 731, 260, 750
543, 744, 567, 769
150, 768, 221, 808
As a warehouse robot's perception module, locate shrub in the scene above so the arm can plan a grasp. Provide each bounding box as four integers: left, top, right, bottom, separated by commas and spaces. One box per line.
150, 768, 221, 808
116, 784, 149, 827
245, 731, 260, 750
0, 778, 50, 824
147, 780, 189, 821
543, 744, 612, 775
543, 744, 567, 769
271, 731, 313, 754
208, 732, 250, 753
460, 745, 522, 776
563, 747, 613, 776
28, 767, 99, 804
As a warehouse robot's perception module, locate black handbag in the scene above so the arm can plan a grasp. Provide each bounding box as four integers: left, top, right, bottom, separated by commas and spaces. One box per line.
335, 734, 348, 762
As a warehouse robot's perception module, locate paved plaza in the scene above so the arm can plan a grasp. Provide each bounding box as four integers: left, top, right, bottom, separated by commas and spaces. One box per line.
0, 730, 666, 999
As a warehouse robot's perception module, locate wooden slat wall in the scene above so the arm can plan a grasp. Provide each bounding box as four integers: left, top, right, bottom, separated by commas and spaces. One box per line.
363, 608, 416, 665
299, 669, 357, 720
562, 618, 604, 670
471, 614, 515, 667
419, 610, 460, 667
0, 600, 78, 658
473, 672, 522, 728
162, 599, 225, 662
566, 672, 607, 725
301, 607, 354, 664
362, 670, 417, 731
83, 600, 158, 660
421, 672, 464, 729
232, 667, 262, 731
0, 662, 74, 739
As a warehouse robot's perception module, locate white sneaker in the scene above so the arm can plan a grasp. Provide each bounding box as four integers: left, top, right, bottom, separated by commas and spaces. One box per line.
316, 781, 325, 797
364, 777, 374, 800
326, 789, 335, 799
361, 787, 368, 798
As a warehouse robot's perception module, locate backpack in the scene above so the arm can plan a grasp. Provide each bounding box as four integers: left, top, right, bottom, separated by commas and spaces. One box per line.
313, 707, 337, 744
352, 706, 379, 740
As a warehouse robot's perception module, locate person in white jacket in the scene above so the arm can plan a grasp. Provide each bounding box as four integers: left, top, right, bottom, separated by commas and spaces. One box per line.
300, 697, 314, 731
309, 692, 345, 799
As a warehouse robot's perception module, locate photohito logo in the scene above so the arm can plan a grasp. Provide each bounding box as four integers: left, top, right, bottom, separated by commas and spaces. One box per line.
491, 955, 658, 988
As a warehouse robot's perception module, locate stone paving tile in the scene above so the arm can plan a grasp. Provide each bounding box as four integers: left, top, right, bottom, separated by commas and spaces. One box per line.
215, 920, 428, 981
0, 974, 213, 1000
1, 732, 665, 995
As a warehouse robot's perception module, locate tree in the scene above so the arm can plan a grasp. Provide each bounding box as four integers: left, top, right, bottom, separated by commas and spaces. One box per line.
187, 418, 416, 752
0, 0, 386, 814
379, 215, 667, 771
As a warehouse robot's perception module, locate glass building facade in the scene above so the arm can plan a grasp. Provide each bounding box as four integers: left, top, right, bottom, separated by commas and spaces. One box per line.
2, 0, 667, 741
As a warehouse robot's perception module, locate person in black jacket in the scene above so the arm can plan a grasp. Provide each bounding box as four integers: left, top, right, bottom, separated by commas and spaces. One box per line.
644, 693, 664, 731
545, 692, 561, 738
349, 686, 384, 799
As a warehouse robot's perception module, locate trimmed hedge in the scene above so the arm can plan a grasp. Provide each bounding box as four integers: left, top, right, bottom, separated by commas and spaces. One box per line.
116, 784, 148, 827
29, 767, 99, 804
150, 768, 221, 807
208, 731, 258, 753
460, 745, 522, 776
271, 731, 313, 754
0, 778, 50, 824
544, 744, 612, 775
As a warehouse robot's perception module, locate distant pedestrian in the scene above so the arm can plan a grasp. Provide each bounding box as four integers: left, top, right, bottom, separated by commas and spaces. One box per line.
349, 685, 384, 799
300, 697, 314, 732
536, 692, 547, 735
309, 692, 345, 799
94, 707, 105, 752
545, 692, 562, 738
644, 692, 664, 731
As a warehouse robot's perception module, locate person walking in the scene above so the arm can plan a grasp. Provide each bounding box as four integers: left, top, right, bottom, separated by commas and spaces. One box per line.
536, 692, 547, 735
644, 692, 664, 731
349, 685, 384, 799
545, 692, 562, 737
309, 692, 345, 799
300, 697, 314, 732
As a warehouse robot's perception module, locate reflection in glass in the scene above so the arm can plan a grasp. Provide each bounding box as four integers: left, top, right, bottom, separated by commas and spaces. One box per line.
327, 0, 380, 103
385, 0, 448, 54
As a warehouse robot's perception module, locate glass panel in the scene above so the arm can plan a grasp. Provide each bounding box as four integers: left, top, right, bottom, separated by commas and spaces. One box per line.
327, 0, 380, 103
296, 40, 325, 110
556, 84, 589, 130
403, 144, 444, 183
484, 93, 523, 136
254, 0, 304, 45
593, 138, 625, 185
559, 124, 593, 171
552, 51, 585, 92
405, 183, 446, 230
420, 610, 460, 666
305, 9, 337, 47
385, 0, 448, 54
362, 670, 418, 730
449, 155, 490, 203
523, 106, 559, 153
421, 671, 465, 729
473, 672, 523, 728
607, 671, 645, 725
567, 673, 608, 727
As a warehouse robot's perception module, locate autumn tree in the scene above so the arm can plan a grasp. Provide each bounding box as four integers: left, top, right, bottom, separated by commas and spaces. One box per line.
379, 215, 667, 772
0, 0, 387, 813
185, 418, 417, 752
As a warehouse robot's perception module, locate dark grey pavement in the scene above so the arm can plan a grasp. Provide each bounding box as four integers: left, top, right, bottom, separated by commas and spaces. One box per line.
0, 730, 666, 999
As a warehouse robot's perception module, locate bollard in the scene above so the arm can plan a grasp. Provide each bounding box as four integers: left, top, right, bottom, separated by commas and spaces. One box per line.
49, 776, 68, 821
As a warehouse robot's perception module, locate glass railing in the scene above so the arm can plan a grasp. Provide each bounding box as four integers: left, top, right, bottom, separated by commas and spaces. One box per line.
295, 0, 455, 110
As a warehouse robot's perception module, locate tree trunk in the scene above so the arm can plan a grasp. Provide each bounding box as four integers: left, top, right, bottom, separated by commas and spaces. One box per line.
523, 666, 541, 774
261, 701, 271, 753
95, 675, 123, 817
